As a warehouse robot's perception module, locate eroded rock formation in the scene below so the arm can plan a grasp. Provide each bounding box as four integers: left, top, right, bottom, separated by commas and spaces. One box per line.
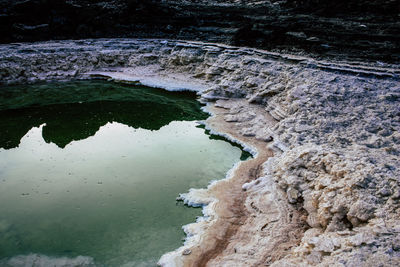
1, 0, 399, 62
1, 39, 399, 266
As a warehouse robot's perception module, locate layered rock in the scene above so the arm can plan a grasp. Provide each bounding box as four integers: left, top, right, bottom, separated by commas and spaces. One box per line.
0, 39, 399, 266
1, 0, 399, 62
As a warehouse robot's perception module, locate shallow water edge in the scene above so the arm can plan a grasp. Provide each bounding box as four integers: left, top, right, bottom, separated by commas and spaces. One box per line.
2, 39, 399, 266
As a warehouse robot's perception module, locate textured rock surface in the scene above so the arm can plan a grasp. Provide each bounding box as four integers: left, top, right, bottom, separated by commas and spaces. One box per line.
1, 0, 399, 62
0, 39, 399, 266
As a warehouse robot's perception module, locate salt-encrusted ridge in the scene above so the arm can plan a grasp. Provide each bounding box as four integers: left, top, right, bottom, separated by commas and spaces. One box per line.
1, 39, 399, 266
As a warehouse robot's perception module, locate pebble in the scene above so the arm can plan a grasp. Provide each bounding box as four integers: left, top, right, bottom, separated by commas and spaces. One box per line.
182, 249, 191, 255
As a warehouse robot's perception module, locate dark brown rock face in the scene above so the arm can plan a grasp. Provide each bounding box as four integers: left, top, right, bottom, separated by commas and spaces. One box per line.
0, 0, 399, 62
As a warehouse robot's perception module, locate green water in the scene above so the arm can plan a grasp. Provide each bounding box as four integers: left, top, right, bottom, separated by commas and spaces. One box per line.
0, 81, 248, 266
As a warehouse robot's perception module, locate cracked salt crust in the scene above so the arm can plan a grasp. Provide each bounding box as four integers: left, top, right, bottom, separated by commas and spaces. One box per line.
1, 39, 399, 266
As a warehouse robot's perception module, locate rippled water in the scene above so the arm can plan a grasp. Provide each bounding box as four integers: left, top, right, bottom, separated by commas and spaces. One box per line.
0, 81, 248, 266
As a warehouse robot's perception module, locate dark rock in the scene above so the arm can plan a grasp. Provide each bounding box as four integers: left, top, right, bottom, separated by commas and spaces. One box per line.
0, 0, 399, 62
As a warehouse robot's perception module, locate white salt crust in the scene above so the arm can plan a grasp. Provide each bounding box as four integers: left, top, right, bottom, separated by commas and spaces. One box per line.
1, 39, 399, 267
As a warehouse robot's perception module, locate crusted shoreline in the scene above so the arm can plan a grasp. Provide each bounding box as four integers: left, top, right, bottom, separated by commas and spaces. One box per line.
1, 39, 399, 266
158, 102, 275, 266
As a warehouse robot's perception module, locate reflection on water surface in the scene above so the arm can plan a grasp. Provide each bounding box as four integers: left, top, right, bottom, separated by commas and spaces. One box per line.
0, 81, 248, 266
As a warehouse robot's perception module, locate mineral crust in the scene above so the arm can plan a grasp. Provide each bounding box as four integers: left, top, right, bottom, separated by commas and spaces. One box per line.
1, 39, 399, 266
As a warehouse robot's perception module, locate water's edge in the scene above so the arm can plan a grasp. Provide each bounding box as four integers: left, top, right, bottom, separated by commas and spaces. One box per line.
2, 39, 398, 266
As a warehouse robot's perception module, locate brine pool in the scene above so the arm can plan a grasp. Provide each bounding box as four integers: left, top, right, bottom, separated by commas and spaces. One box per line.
0, 81, 249, 267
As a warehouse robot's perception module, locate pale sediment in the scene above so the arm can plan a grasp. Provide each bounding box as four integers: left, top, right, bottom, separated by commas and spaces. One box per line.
159, 101, 275, 267
1, 39, 399, 266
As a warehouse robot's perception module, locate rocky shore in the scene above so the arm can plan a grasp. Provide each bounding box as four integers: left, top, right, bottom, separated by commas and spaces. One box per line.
1, 39, 400, 266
